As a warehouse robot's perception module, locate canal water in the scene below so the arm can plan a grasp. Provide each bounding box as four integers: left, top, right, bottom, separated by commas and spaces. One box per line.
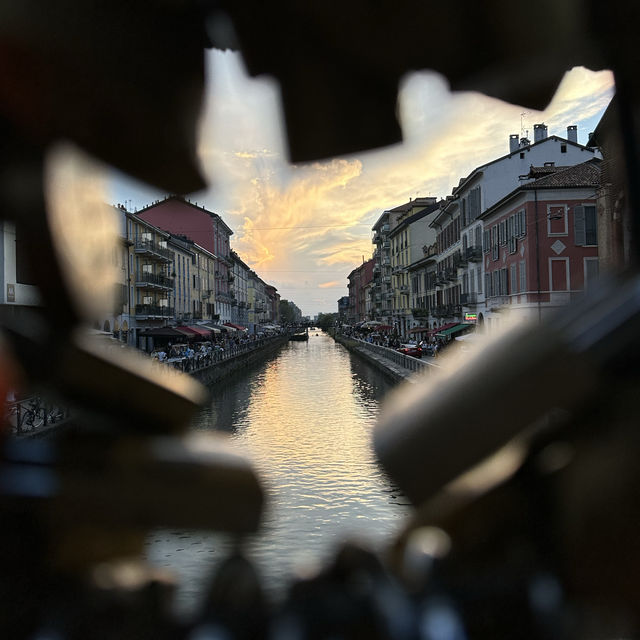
145, 332, 412, 615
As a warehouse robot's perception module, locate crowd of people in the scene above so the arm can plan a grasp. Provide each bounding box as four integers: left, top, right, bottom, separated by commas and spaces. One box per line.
338, 325, 447, 357
150, 328, 288, 372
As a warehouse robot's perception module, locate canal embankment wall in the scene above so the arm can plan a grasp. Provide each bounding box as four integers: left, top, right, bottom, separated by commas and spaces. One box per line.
331, 332, 439, 383
10, 335, 291, 438
192, 335, 289, 386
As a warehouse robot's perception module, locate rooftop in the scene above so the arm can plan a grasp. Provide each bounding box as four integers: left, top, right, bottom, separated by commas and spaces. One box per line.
521, 158, 601, 189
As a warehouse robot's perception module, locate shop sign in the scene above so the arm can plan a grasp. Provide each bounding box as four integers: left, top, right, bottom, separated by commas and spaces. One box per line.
464, 312, 477, 323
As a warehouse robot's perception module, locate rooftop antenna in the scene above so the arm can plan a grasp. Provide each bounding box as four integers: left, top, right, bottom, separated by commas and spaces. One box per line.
520, 111, 529, 139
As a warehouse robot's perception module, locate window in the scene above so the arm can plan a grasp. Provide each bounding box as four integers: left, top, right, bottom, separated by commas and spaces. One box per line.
15, 225, 36, 285
560, 144, 567, 153
468, 186, 481, 220
584, 258, 599, 289
547, 205, 567, 236
491, 225, 498, 260
519, 261, 526, 292
574, 205, 598, 246
474, 225, 482, 248
476, 267, 482, 293
515, 209, 527, 237
510, 264, 517, 294
550, 258, 569, 291
520, 152, 525, 159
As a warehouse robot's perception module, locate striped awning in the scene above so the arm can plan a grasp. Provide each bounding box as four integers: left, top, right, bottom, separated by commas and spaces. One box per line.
224, 322, 247, 331
436, 323, 474, 338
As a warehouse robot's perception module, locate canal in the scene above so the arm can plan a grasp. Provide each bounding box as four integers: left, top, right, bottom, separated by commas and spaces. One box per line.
145, 332, 412, 615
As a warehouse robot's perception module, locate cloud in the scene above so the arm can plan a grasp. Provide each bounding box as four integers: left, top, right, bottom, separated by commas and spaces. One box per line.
318, 281, 342, 289
113, 52, 615, 317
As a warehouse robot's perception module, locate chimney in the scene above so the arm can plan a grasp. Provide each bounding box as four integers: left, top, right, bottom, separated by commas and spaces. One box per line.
533, 123, 548, 143
520, 137, 531, 148
567, 125, 578, 143
509, 134, 520, 153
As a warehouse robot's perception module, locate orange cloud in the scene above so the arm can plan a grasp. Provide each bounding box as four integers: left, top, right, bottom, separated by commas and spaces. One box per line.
318, 281, 341, 289
191, 55, 614, 315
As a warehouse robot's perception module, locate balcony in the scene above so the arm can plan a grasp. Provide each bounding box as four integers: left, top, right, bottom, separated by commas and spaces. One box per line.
445, 267, 458, 281
436, 271, 447, 285
433, 304, 456, 318
383, 275, 391, 284
134, 238, 173, 261
412, 307, 430, 318
460, 292, 478, 305
135, 272, 174, 290
422, 243, 438, 258
399, 284, 409, 293
452, 252, 464, 268
372, 231, 381, 244
373, 263, 381, 273
465, 246, 483, 262
135, 304, 174, 319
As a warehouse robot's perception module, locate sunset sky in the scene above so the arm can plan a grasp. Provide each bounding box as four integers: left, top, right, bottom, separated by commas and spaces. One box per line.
111, 50, 615, 317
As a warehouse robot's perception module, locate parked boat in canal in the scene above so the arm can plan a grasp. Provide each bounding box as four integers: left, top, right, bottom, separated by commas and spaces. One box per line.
289, 328, 309, 341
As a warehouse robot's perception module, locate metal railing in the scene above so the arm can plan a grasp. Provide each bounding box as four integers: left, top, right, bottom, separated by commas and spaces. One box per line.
135, 304, 175, 318
136, 272, 174, 289
465, 246, 483, 262
5, 396, 68, 436
134, 238, 173, 261
160, 333, 290, 373
345, 336, 440, 375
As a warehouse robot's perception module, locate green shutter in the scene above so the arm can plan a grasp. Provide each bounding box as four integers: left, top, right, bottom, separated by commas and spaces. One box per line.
574, 205, 586, 245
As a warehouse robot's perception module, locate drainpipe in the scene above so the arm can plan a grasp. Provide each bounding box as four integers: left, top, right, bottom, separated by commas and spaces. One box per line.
534, 188, 542, 324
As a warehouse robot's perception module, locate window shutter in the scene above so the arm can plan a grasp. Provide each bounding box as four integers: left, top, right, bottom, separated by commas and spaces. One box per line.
519, 261, 526, 292
574, 205, 586, 245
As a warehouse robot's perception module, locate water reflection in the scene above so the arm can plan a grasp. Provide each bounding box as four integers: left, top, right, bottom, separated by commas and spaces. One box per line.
145, 333, 411, 614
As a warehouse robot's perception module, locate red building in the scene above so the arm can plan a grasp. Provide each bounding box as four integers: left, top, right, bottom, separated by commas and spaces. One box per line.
480, 160, 600, 326
347, 258, 375, 324
136, 196, 235, 323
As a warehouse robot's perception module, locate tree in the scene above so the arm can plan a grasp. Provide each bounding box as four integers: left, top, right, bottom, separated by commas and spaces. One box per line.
316, 312, 338, 331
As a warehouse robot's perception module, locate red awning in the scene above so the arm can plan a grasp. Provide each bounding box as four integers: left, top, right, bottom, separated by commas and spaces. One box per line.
175, 326, 198, 337
409, 326, 430, 334
187, 325, 212, 336
378, 325, 393, 331
428, 321, 458, 336
224, 322, 247, 331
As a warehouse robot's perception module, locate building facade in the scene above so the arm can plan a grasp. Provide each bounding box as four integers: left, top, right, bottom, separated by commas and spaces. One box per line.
136, 196, 235, 324
480, 160, 601, 329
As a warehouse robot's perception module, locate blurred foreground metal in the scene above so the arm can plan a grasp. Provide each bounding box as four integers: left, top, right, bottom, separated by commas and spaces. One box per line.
0, 1, 638, 638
